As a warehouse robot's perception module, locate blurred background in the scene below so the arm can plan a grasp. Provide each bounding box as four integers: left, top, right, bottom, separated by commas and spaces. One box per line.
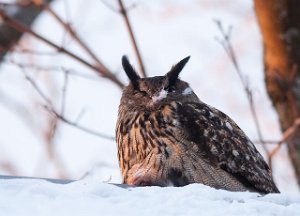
0, 0, 299, 193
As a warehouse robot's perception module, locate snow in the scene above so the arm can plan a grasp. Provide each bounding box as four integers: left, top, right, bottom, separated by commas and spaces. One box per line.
0, 178, 299, 216
0, 0, 299, 195
2, 1, 299, 213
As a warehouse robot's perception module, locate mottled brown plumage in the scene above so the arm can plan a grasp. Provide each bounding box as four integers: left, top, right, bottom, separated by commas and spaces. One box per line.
116, 56, 279, 193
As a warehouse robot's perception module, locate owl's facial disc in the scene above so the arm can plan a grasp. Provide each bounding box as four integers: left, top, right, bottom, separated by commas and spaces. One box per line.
121, 55, 193, 111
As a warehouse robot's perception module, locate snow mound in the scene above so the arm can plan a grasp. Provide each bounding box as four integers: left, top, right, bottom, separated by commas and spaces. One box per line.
0, 178, 299, 216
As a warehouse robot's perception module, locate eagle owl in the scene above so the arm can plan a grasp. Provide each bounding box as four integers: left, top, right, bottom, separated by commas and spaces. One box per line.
116, 56, 279, 194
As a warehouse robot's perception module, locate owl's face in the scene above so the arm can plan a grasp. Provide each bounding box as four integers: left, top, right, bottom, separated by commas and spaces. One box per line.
120, 56, 199, 112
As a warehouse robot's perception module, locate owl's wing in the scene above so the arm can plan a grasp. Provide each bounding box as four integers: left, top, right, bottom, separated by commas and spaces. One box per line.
176, 102, 279, 193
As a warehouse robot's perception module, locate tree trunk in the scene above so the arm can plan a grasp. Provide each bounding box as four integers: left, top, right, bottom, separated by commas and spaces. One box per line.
0, 1, 54, 62
254, 0, 300, 186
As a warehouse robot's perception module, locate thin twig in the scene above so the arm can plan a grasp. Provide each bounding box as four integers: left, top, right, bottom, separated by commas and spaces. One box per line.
100, 0, 139, 18
42, 4, 112, 77
19, 65, 115, 141
215, 21, 265, 141
61, 69, 69, 116
43, 110, 69, 179
45, 106, 115, 140
23, 54, 69, 178
0, 2, 32, 8
268, 118, 300, 158
100, 0, 119, 13
0, 9, 124, 88
24, 71, 54, 107
75, 108, 87, 123
117, 0, 146, 77
214, 20, 270, 162
0, 45, 59, 56
253, 140, 279, 144
5, 58, 100, 81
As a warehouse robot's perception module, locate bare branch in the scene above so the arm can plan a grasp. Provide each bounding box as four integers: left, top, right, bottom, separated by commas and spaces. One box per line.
117, 0, 146, 77
74, 108, 87, 123
45, 106, 115, 140
214, 20, 271, 163
9, 47, 59, 56
4, 58, 99, 81
42, 4, 113, 78
100, 0, 119, 13
0, 1, 52, 60
100, 0, 139, 16
43, 111, 69, 179
23, 70, 54, 107
19, 65, 115, 141
60, 69, 69, 116
268, 118, 300, 158
253, 140, 279, 145
0, 9, 124, 88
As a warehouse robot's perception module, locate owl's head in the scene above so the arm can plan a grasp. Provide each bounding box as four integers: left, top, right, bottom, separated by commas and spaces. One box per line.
120, 56, 199, 112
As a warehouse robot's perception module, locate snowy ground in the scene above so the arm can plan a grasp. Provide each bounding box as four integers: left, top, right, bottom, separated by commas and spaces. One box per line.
0, 178, 299, 216
0, 0, 299, 195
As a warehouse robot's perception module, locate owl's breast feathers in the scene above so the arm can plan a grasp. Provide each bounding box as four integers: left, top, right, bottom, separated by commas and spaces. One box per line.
117, 101, 279, 193
116, 102, 180, 181
175, 102, 279, 193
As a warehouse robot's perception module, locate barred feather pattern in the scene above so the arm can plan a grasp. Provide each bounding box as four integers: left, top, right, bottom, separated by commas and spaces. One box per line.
117, 99, 279, 193
116, 56, 279, 194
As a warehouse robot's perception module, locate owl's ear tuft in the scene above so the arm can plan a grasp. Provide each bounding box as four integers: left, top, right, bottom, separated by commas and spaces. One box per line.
166, 56, 190, 86
122, 55, 140, 89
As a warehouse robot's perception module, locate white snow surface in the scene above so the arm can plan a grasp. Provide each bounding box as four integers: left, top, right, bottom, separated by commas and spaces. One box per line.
0, 0, 299, 195
0, 178, 299, 216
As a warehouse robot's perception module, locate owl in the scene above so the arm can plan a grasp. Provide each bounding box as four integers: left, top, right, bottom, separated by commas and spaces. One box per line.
116, 55, 279, 194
